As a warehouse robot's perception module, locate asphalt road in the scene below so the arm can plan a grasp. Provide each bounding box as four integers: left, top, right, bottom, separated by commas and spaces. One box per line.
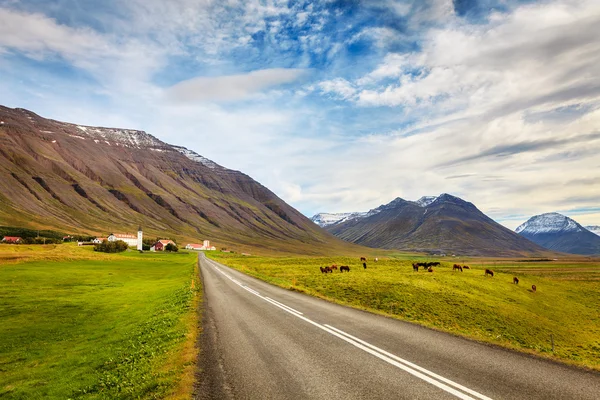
194, 253, 600, 399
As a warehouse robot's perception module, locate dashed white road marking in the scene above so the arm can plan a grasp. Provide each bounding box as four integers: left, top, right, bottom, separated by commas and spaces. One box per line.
204, 256, 493, 400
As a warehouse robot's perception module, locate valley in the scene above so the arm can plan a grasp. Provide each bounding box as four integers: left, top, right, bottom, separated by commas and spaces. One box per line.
207, 251, 600, 371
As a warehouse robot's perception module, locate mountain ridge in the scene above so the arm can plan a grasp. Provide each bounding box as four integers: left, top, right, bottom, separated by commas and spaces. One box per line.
319, 194, 550, 256
516, 213, 600, 255
0, 105, 360, 255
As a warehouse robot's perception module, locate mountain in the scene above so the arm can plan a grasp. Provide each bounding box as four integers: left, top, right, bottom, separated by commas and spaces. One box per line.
0, 106, 357, 254
585, 226, 600, 236
310, 212, 366, 227
516, 213, 600, 255
322, 194, 549, 256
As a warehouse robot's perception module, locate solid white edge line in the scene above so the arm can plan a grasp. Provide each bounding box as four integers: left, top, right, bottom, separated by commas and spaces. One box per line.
324, 324, 493, 400
207, 260, 489, 400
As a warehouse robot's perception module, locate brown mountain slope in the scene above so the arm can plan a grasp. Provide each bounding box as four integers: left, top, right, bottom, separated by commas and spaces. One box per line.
325, 194, 552, 257
0, 106, 358, 255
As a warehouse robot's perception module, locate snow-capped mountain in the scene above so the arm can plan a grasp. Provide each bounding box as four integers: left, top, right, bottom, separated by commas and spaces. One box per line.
516, 213, 600, 255
516, 213, 582, 235
312, 194, 455, 228
415, 196, 437, 207
316, 194, 547, 256
310, 212, 367, 227
585, 226, 600, 236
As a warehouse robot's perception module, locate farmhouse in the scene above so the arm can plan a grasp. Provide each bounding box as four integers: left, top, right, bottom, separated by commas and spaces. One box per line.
185, 240, 216, 251
151, 239, 176, 251
1, 236, 22, 243
92, 237, 107, 244
107, 227, 143, 250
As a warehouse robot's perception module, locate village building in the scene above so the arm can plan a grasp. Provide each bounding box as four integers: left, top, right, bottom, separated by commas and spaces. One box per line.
185, 240, 216, 251
185, 240, 217, 250
107, 227, 143, 249
151, 239, 176, 251
1, 236, 22, 243
92, 237, 107, 244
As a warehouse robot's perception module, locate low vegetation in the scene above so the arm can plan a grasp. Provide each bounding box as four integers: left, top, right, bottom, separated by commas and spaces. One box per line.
208, 252, 600, 371
0, 243, 200, 399
94, 239, 128, 253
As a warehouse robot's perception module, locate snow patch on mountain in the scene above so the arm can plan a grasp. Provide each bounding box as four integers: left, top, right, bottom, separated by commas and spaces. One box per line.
310, 212, 367, 227
172, 146, 221, 169
516, 213, 583, 235
416, 196, 437, 207
585, 226, 600, 236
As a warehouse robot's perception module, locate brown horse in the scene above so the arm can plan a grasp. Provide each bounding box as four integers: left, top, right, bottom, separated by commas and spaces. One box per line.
513, 277, 519, 284
427, 267, 434, 272
485, 269, 494, 277
363, 262, 367, 269
320, 266, 327, 274
412, 263, 419, 272
532, 284, 536, 292
453, 264, 463, 272
360, 257, 366, 262
463, 265, 470, 269
330, 265, 338, 270
340, 265, 350, 273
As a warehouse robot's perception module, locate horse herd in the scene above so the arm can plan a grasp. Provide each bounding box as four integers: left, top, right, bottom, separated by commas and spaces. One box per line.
319, 256, 376, 274
320, 258, 537, 292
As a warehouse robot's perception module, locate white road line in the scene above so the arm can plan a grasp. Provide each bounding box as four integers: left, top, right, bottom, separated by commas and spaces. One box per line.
206, 259, 492, 400
265, 297, 303, 315
324, 324, 494, 400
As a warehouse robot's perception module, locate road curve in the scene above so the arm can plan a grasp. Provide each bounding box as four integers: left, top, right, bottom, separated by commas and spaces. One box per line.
194, 254, 600, 399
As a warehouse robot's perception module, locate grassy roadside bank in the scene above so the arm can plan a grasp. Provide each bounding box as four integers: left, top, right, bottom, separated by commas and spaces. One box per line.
0, 244, 200, 399
208, 252, 600, 371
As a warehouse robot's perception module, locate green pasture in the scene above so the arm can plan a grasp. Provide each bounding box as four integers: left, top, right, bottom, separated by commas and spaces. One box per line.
208, 252, 600, 371
0, 244, 199, 399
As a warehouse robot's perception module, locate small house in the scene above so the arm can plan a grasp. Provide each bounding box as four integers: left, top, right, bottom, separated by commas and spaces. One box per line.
93, 237, 107, 244
152, 239, 176, 251
1, 236, 22, 243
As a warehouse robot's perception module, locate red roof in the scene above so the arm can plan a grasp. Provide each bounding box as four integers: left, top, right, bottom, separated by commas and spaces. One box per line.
157, 240, 175, 245
2, 236, 22, 242
112, 233, 136, 239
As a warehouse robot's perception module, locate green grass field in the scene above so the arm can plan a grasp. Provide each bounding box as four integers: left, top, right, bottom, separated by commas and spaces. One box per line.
208, 252, 600, 371
0, 244, 200, 399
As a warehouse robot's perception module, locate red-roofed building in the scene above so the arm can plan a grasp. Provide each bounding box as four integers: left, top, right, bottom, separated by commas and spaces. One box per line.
151, 239, 176, 251
2, 236, 22, 243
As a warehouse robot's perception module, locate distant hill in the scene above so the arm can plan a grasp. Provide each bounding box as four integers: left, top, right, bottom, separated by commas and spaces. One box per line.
0, 105, 358, 255
585, 225, 600, 236
320, 194, 549, 257
516, 213, 600, 255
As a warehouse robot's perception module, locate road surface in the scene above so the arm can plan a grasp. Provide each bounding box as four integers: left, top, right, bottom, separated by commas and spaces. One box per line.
195, 254, 600, 399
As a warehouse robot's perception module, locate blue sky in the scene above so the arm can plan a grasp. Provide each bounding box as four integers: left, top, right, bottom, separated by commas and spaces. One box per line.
1, 0, 600, 229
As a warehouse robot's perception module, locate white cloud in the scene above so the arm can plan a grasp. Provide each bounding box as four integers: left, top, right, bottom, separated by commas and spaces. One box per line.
165, 69, 307, 103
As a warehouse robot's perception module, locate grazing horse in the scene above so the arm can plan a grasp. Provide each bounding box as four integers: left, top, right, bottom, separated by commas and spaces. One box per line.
485, 269, 494, 277
453, 264, 463, 272
363, 262, 367, 269
532, 284, 537, 292
427, 267, 434, 272
360, 257, 367, 262
320, 266, 327, 274
330, 265, 338, 271
513, 277, 519, 284
463, 265, 470, 269
340, 265, 350, 273
412, 263, 419, 272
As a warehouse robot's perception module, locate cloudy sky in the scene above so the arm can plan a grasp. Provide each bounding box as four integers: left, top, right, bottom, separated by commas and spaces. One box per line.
1, 0, 599, 229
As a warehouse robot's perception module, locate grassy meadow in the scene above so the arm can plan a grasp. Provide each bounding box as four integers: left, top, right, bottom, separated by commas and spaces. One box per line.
0, 243, 200, 399
208, 252, 600, 371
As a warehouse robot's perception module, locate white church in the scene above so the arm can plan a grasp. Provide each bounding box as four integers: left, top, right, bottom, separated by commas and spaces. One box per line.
107, 226, 143, 250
